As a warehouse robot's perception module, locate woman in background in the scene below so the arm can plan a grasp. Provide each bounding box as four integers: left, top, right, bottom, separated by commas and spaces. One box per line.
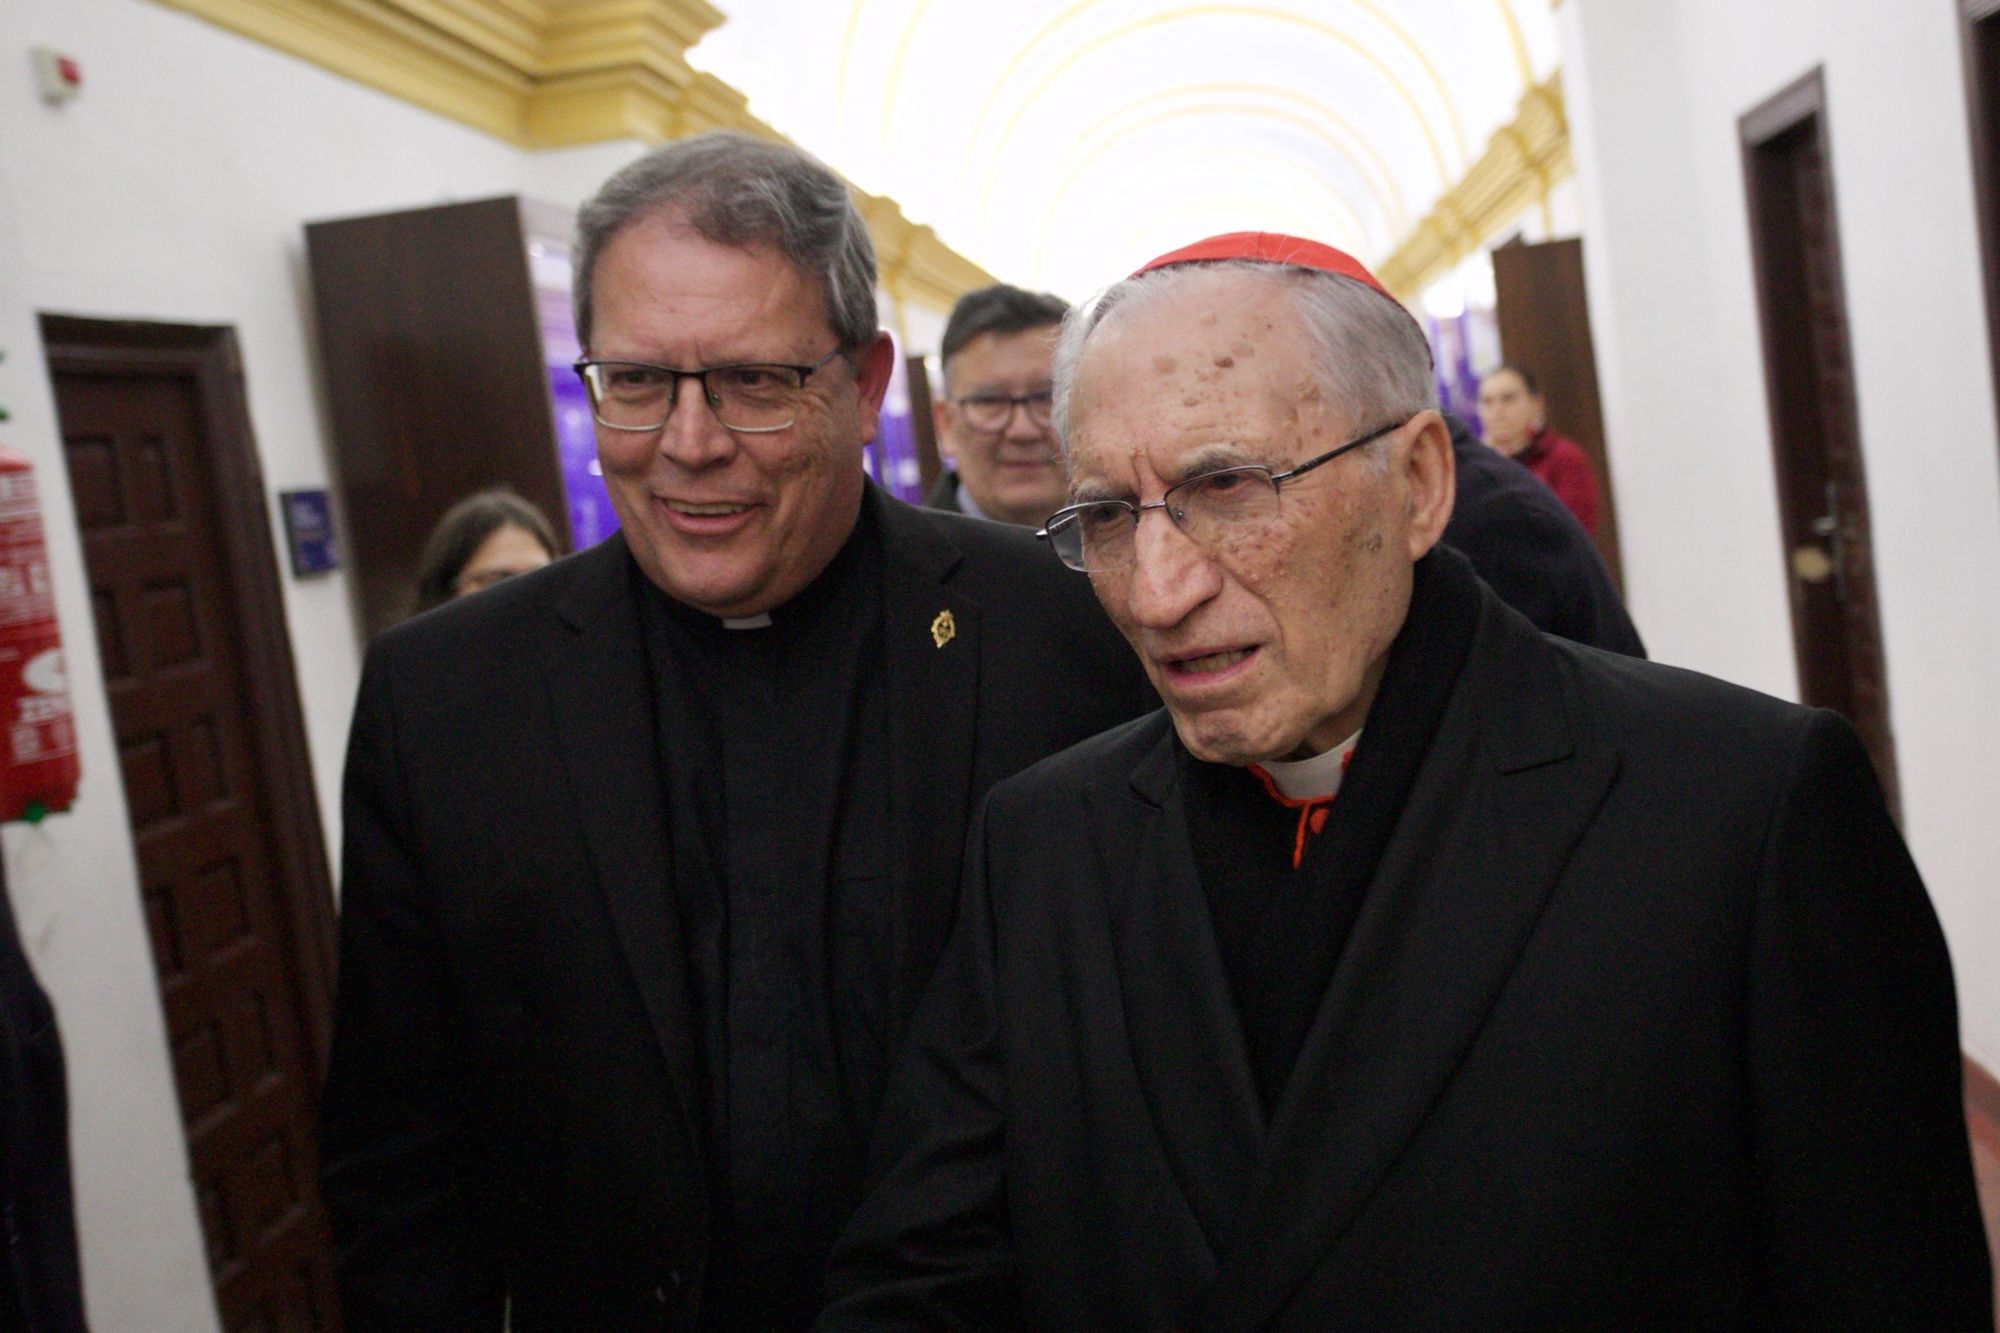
411, 489, 560, 616
1475, 362, 1601, 537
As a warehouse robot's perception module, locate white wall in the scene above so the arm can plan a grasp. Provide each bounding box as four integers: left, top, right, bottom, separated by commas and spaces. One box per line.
0, 1, 654, 1325
1564, 0, 2000, 1068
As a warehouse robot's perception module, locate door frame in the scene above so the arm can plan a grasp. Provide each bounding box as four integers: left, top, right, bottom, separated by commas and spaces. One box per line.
1737, 68, 1901, 816
40, 315, 338, 1069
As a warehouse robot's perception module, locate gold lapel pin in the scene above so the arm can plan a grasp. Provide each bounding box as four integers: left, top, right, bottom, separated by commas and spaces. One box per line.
931, 609, 956, 649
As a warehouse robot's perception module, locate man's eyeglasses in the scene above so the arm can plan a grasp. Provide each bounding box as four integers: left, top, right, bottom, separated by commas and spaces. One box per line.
574, 348, 845, 434
952, 389, 1055, 433
1037, 418, 1409, 574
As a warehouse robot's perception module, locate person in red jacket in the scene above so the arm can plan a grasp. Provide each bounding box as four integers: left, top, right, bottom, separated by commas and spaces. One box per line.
1477, 362, 1601, 535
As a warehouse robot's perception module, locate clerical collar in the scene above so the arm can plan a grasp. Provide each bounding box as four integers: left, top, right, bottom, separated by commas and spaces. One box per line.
1252, 728, 1363, 801
650, 493, 877, 637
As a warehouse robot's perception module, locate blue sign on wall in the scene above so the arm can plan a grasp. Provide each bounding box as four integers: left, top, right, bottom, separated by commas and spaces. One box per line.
280, 489, 340, 576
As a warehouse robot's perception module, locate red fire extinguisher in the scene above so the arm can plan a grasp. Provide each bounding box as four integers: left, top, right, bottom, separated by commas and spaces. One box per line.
0, 447, 77, 822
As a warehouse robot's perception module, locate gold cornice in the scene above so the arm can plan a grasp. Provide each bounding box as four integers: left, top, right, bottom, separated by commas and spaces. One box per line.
146, 0, 991, 314
1377, 71, 1573, 298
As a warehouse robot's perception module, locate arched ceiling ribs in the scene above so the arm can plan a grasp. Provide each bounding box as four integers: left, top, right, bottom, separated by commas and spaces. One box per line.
1496, 0, 1533, 88
954, 4, 1466, 215
1049, 150, 1375, 288
1010, 83, 1411, 244
879, 0, 934, 149
1024, 104, 1395, 276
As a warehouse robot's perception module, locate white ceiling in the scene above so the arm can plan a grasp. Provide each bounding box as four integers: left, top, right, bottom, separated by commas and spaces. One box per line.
690, 0, 1562, 301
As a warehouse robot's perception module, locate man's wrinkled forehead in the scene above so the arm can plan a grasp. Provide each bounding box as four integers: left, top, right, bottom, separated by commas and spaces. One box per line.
1066, 273, 1328, 484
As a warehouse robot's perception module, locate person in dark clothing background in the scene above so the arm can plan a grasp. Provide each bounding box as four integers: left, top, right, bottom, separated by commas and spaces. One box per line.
0, 857, 88, 1333
922, 285, 1069, 528
1441, 410, 1642, 656
408, 488, 560, 617
1477, 361, 1603, 536
318, 132, 1154, 1330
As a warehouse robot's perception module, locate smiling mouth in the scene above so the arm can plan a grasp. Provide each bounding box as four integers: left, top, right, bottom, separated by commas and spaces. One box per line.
664, 499, 753, 517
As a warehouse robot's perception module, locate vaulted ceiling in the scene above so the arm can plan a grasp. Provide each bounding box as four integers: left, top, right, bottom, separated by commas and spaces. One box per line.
690, 0, 1564, 299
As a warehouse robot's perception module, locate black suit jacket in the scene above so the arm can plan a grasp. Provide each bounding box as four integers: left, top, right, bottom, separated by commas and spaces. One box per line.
823, 568, 1989, 1330
1442, 412, 1644, 656
319, 488, 1154, 1329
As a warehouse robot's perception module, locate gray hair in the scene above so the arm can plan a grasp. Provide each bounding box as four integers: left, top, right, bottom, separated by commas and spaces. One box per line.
939, 284, 1070, 391
1051, 261, 1436, 465
573, 131, 879, 352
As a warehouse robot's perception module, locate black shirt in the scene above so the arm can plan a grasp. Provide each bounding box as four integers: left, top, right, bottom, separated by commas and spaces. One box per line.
639, 508, 893, 1330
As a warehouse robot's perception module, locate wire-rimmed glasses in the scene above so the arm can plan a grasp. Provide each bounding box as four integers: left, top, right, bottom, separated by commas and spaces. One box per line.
1037, 417, 1408, 573
573, 347, 845, 434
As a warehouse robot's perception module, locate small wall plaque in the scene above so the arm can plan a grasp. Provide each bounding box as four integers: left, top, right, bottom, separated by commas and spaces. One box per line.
279, 489, 340, 577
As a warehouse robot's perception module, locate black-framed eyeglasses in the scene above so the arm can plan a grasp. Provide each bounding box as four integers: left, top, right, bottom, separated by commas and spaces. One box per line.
952, 389, 1055, 432
1036, 417, 1409, 574
573, 347, 845, 434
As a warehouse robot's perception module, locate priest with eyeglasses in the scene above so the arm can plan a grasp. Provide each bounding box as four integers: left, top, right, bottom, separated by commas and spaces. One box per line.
819, 234, 1991, 1329
318, 132, 1153, 1331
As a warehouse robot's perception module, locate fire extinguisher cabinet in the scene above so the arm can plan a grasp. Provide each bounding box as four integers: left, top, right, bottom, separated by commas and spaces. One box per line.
0, 448, 78, 821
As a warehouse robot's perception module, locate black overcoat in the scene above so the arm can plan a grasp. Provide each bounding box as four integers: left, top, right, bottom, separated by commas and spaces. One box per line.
824, 569, 1990, 1330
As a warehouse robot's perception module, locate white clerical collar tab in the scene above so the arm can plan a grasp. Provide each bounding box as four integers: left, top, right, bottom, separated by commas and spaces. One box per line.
721, 613, 773, 630
1257, 727, 1363, 800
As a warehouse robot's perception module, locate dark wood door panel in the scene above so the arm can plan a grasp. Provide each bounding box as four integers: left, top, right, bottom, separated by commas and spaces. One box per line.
1741, 69, 1900, 817
1491, 236, 1625, 587
46, 323, 340, 1331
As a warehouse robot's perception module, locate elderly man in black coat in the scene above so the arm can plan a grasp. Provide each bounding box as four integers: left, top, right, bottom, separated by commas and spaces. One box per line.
821, 233, 1988, 1329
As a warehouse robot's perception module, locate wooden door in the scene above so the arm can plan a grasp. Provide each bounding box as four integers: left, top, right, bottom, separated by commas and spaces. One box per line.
43, 320, 341, 1330
1741, 70, 1900, 816
1491, 237, 1625, 587
305, 196, 572, 639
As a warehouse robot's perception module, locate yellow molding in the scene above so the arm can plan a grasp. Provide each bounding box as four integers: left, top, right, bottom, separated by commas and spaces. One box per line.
145, 0, 991, 314
1377, 71, 1573, 298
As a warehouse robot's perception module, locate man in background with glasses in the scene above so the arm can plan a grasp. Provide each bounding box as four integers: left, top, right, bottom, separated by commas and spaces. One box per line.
923, 284, 1070, 528
823, 233, 1989, 1328
319, 132, 1153, 1331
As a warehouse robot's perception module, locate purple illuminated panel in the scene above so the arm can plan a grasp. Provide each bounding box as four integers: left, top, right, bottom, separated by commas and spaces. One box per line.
549, 367, 618, 549
535, 262, 617, 549
1425, 305, 1500, 422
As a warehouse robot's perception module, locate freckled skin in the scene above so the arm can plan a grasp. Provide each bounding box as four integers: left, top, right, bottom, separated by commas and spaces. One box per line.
1065, 270, 1456, 765
587, 211, 893, 617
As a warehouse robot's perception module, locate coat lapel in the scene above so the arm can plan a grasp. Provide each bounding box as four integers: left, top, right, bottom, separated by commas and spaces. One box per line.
874, 494, 985, 1032
1198, 596, 1620, 1333
541, 541, 705, 1168
1096, 719, 1266, 1263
